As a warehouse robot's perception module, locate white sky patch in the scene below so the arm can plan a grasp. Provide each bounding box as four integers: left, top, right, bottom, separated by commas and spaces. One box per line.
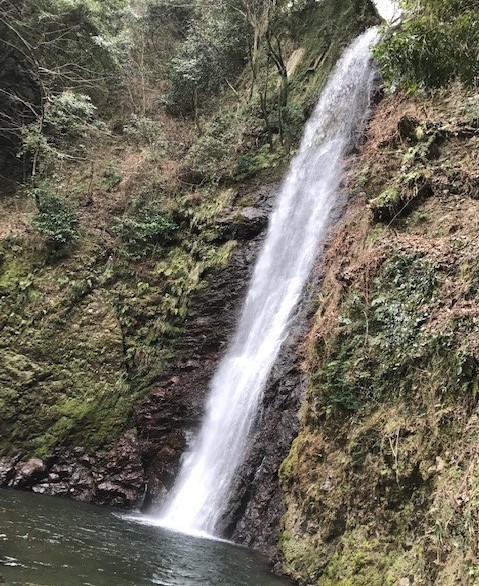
372, 0, 402, 22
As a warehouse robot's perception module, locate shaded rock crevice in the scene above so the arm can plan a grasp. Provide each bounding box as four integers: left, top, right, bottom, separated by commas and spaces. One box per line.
218, 268, 322, 558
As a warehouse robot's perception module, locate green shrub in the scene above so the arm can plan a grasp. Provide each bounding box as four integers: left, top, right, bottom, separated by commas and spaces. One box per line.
184, 112, 241, 182
44, 92, 97, 141
235, 143, 289, 180
374, 0, 479, 90
19, 92, 99, 175
316, 254, 439, 412
32, 186, 79, 247
113, 200, 178, 257
101, 165, 122, 192
124, 114, 167, 151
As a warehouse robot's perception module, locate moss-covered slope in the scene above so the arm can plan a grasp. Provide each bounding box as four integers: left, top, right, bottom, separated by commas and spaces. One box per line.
280, 88, 479, 584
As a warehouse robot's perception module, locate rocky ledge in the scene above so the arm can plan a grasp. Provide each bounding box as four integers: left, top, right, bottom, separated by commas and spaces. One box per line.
0, 430, 144, 507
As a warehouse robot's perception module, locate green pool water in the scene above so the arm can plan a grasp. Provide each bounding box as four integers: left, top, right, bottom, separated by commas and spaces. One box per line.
0, 489, 291, 586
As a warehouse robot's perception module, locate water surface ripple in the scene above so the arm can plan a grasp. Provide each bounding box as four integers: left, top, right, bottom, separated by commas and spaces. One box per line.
0, 490, 291, 586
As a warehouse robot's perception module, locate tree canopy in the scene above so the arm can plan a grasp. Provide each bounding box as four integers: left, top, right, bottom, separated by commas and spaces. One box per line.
374, 0, 479, 90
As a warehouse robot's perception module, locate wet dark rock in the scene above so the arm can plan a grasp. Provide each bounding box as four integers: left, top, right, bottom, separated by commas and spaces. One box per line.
0, 430, 144, 507
137, 181, 278, 512
217, 293, 312, 558
136, 385, 195, 509
0, 455, 21, 485
11, 458, 46, 487
217, 207, 269, 241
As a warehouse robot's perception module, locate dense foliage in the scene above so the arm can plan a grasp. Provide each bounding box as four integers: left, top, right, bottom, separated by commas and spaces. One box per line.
164, 2, 247, 115
32, 185, 80, 247
113, 199, 179, 258
0, 0, 127, 176
375, 0, 479, 90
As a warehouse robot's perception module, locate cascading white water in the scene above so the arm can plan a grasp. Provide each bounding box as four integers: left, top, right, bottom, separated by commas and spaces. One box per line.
158, 27, 379, 537
372, 0, 401, 22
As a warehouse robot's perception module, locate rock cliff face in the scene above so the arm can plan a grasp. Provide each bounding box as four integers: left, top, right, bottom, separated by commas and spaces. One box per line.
0, 174, 310, 551
0, 178, 278, 512
136, 181, 276, 511
0, 431, 144, 506
220, 301, 309, 557
0, 172, 312, 560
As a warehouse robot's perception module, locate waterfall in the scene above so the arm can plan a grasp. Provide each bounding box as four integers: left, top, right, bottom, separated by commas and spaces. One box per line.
158, 27, 379, 537
372, 0, 401, 22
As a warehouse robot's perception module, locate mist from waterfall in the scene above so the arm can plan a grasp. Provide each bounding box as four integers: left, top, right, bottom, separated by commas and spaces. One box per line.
157, 27, 379, 537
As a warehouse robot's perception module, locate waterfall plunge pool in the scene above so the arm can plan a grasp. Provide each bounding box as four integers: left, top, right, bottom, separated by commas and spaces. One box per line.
0, 489, 292, 586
